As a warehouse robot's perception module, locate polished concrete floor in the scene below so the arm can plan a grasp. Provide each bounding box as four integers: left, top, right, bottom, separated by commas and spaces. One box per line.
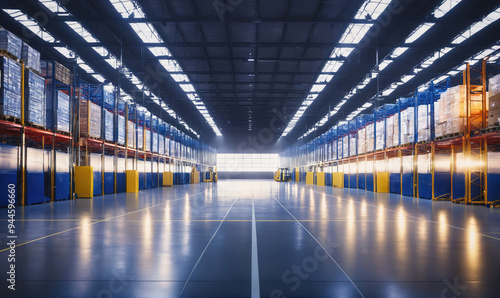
1, 180, 500, 297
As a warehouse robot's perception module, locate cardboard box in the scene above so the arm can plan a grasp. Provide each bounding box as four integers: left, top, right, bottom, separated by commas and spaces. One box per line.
489, 93, 500, 111
489, 109, 500, 126
490, 74, 500, 98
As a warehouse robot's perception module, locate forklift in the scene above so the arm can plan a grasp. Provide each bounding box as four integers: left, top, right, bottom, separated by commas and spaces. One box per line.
274, 168, 292, 182
204, 167, 218, 182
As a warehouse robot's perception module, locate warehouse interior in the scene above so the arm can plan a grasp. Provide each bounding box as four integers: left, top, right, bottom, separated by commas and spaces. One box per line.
1, 0, 500, 297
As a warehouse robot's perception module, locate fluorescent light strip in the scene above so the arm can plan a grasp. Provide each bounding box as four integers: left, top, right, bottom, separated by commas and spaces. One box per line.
39, 0, 69, 14
3, 9, 56, 43
433, 0, 463, 18
451, 7, 500, 44
281, 0, 394, 137
405, 23, 435, 44
289, 2, 467, 142
65, 21, 99, 43
108, 0, 222, 136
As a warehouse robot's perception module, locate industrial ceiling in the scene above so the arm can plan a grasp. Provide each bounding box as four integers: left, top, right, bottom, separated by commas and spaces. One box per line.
1, 0, 499, 148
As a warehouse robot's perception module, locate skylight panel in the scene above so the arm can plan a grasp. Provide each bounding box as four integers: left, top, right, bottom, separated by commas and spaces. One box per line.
339, 23, 373, 44
77, 58, 94, 73
330, 47, 354, 58
54, 46, 74, 58
130, 23, 163, 43
171, 74, 190, 83
109, 0, 146, 18
378, 60, 392, 71
179, 84, 195, 93
105, 56, 120, 69
401, 75, 415, 83
316, 74, 334, 84
434, 75, 449, 83
65, 21, 99, 43
93, 74, 106, 83
311, 84, 326, 93
159, 60, 183, 72
405, 23, 435, 44
451, 8, 500, 44
382, 88, 395, 96
322, 61, 343, 73
354, 0, 392, 20
4, 9, 56, 43
433, 0, 463, 18
39, 0, 69, 15
391, 47, 409, 58
148, 47, 172, 57
93, 47, 109, 57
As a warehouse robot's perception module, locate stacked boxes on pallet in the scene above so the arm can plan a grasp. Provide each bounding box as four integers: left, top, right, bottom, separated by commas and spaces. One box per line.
79, 82, 101, 138
489, 74, 500, 126
0, 56, 21, 118
375, 107, 385, 151
24, 70, 45, 127
41, 61, 71, 86
417, 97, 431, 142
0, 29, 22, 58
366, 120, 375, 153
159, 120, 165, 155
357, 114, 374, 155
338, 124, 348, 159
43, 62, 71, 133
145, 111, 151, 152
137, 108, 145, 150
435, 98, 444, 138
50, 90, 70, 132
152, 115, 159, 153
170, 127, 178, 158
348, 120, 357, 157
127, 103, 135, 148
101, 89, 115, 142
386, 110, 399, 148
331, 127, 337, 161
400, 100, 415, 144
117, 99, 126, 145
164, 123, 170, 156
21, 43, 41, 73
438, 85, 484, 135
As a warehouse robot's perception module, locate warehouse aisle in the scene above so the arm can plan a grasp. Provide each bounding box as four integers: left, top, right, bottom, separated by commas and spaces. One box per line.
1, 180, 500, 297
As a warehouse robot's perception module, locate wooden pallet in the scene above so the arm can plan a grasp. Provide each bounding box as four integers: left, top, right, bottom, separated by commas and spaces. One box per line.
0, 50, 19, 62
481, 126, 500, 134
54, 130, 71, 136
25, 67, 43, 77
25, 121, 46, 130
0, 114, 21, 124
435, 132, 463, 141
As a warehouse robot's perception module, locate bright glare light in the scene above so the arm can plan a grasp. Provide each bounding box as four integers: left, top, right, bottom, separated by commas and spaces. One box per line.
405, 23, 435, 44
433, 0, 463, 18
451, 7, 500, 44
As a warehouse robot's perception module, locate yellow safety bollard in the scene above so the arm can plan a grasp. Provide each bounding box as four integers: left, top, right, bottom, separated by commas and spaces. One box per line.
163, 172, 174, 186
376, 172, 390, 193
126, 170, 139, 193
75, 166, 93, 198
316, 172, 325, 186
306, 172, 314, 185
332, 172, 344, 188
